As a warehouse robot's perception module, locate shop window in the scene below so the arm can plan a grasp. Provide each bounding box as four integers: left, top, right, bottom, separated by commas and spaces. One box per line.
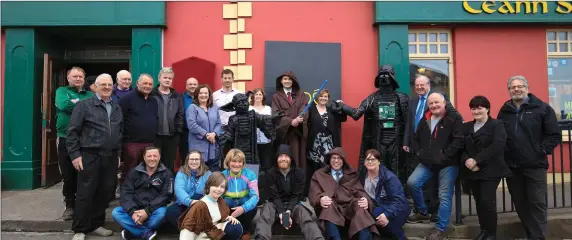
547, 30, 572, 120
408, 30, 454, 103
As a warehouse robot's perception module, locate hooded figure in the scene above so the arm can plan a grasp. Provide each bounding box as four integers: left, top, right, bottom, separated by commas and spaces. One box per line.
254, 144, 324, 240
308, 147, 378, 239
271, 71, 310, 170
219, 92, 283, 167
339, 64, 409, 182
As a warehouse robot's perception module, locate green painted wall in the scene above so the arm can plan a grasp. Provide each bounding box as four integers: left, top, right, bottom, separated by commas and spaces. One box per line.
375, 1, 572, 23
131, 28, 163, 85
2, 29, 41, 190
378, 25, 410, 96
1, 1, 166, 27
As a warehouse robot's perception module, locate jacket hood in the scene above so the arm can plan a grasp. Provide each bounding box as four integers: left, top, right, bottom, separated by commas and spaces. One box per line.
275, 71, 301, 92
500, 93, 543, 112
375, 64, 400, 90
324, 147, 350, 169
276, 144, 296, 167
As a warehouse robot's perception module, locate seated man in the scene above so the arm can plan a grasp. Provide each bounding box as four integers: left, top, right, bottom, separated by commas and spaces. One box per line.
309, 147, 378, 240
112, 146, 174, 240
254, 144, 324, 240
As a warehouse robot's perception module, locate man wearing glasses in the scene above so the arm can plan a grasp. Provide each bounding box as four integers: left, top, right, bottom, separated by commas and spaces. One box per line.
497, 75, 561, 240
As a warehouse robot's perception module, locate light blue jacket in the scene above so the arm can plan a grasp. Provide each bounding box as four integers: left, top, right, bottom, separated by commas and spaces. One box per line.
187, 104, 222, 161
222, 168, 259, 213
174, 170, 212, 207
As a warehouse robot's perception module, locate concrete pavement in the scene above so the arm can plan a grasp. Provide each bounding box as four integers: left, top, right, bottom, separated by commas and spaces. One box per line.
3, 182, 572, 239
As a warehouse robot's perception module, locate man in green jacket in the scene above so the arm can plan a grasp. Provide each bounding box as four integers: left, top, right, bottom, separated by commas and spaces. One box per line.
55, 66, 93, 221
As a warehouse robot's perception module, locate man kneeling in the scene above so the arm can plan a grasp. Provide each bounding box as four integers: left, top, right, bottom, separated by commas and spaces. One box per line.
112, 146, 173, 240
254, 144, 324, 240
309, 147, 377, 240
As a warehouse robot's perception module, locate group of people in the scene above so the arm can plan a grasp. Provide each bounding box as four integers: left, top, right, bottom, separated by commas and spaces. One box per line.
55, 64, 561, 240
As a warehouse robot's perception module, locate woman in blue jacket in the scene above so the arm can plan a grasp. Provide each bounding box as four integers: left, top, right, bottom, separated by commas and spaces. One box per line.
360, 149, 410, 240
187, 84, 222, 171
165, 150, 212, 228
222, 149, 259, 240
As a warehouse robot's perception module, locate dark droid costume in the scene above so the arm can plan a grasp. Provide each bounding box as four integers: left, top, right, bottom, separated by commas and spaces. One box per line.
340, 64, 409, 181
219, 92, 283, 166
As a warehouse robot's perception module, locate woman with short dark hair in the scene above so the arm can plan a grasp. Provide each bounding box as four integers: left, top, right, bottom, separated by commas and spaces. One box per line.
461, 95, 511, 240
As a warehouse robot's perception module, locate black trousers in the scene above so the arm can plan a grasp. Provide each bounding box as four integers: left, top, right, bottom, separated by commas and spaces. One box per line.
57, 137, 77, 208
179, 129, 190, 161
154, 134, 180, 173
467, 178, 501, 234
506, 168, 548, 240
258, 143, 274, 172
73, 151, 118, 233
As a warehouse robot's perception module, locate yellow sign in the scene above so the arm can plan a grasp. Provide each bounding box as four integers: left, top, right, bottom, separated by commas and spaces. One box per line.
462, 0, 572, 14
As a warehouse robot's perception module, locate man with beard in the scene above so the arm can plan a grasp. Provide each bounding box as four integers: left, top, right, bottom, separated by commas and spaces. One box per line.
112, 70, 133, 102
254, 144, 324, 240
181, 77, 199, 160
498, 75, 561, 240
55, 66, 93, 220
152, 67, 185, 173
117, 74, 159, 187
67, 74, 123, 240
338, 65, 409, 180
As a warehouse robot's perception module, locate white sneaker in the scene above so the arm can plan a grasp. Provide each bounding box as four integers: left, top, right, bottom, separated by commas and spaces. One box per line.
91, 226, 113, 236
72, 233, 85, 240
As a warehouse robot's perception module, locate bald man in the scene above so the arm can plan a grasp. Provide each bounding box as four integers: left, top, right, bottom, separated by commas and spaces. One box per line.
112, 70, 133, 102
181, 77, 199, 159
406, 92, 463, 240
67, 74, 124, 240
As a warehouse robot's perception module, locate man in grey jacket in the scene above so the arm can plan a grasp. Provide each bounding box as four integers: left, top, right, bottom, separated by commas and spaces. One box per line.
66, 73, 124, 240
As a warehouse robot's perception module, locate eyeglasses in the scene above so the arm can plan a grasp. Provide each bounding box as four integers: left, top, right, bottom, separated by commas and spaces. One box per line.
509, 85, 526, 90
188, 158, 201, 162
365, 158, 378, 163
97, 83, 113, 87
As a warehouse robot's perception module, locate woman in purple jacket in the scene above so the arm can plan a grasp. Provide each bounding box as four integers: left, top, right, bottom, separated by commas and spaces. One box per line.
187, 84, 222, 171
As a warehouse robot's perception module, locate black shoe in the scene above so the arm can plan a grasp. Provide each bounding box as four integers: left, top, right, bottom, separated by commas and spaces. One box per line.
483, 231, 497, 240
430, 213, 438, 222
474, 230, 487, 240
121, 230, 134, 240
407, 212, 430, 223
62, 208, 74, 221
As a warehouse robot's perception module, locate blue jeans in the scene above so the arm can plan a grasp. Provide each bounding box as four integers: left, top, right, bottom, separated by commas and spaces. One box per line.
325, 221, 372, 240
112, 206, 167, 238
407, 163, 458, 231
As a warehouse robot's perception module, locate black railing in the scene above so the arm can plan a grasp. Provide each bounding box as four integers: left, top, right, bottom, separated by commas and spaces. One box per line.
454, 120, 572, 224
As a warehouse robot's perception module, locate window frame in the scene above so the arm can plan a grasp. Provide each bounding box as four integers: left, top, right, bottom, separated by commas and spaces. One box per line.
546, 29, 572, 141
408, 29, 456, 106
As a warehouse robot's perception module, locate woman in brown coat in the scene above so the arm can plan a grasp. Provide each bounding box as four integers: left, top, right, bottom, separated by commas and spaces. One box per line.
179, 172, 242, 240
271, 71, 309, 170
309, 147, 378, 240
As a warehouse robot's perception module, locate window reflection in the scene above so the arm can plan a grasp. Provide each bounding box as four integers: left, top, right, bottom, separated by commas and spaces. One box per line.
410, 59, 450, 96
548, 58, 572, 120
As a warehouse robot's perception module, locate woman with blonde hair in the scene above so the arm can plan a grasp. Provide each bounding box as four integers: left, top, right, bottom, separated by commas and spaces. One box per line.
166, 150, 212, 228
179, 172, 243, 240
221, 149, 259, 240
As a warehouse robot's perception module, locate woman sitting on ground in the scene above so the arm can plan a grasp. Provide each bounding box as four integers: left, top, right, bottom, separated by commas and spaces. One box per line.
179, 172, 243, 240
360, 149, 410, 240
165, 150, 212, 228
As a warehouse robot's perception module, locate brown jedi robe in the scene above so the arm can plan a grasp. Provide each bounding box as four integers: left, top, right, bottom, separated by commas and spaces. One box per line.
271, 71, 309, 169
178, 197, 231, 240
308, 147, 378, 238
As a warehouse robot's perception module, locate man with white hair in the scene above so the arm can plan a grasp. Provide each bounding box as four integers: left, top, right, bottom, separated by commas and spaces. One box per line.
112, 70, 133, 102
66, 73, 124, 240
406, 92, 463, 240
497, 75, 561, 240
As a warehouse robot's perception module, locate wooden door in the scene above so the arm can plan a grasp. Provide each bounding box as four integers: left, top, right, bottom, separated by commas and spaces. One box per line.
41, 53, 65, 187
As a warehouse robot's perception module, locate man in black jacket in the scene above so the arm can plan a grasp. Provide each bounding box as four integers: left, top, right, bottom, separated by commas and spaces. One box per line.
498, 75, 561, 240
254, 144, 324, 240
66, 74, 123, 240
406, 93, 464, 240
112, 146, 173, 240
152, 67, 185, 173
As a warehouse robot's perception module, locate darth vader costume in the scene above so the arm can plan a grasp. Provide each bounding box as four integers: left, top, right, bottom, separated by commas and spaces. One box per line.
219, 92, 283, 168
340, 64, 409, 180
